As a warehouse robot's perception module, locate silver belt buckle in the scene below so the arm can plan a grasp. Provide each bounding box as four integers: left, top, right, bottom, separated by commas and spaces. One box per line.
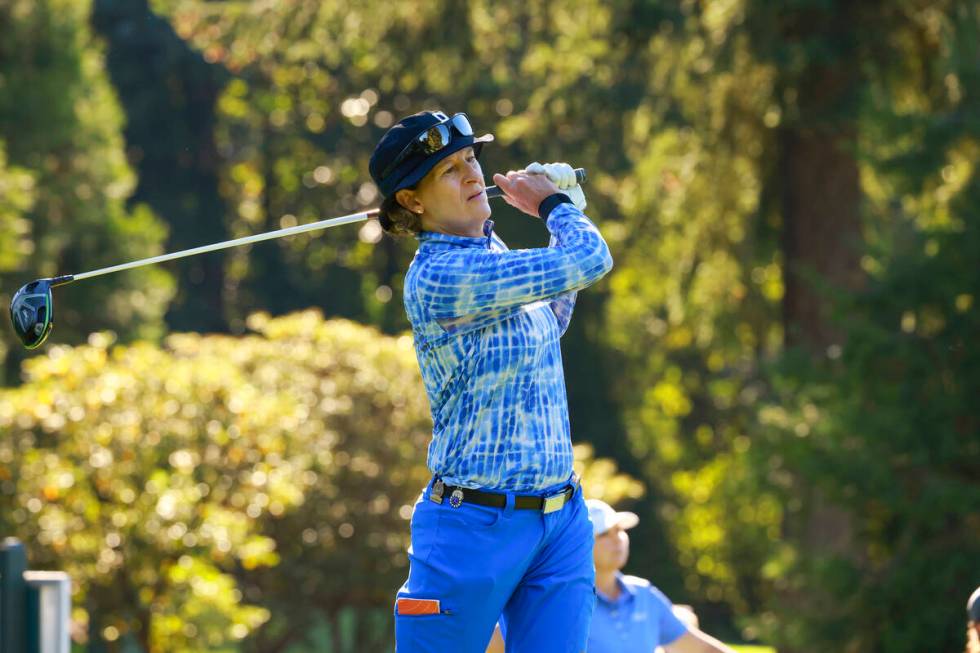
542, 491, 567, 514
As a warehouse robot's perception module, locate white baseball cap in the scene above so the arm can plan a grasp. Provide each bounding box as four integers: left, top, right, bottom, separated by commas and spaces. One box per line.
968, 585, 980, 622
586, 499, 639, 536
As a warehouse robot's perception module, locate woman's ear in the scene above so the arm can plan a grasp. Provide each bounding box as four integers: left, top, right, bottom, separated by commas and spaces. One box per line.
395, 189, 423, 215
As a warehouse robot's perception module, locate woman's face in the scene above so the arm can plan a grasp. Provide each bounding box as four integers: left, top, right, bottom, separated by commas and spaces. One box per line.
593, 524, 630, 573
397, 147, 491, 237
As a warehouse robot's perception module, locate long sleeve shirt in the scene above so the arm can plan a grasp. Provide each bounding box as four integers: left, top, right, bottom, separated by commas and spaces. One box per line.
403, 201, 613, 492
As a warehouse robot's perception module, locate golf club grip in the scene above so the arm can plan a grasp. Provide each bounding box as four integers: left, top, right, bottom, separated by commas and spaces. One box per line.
486, 167, 587, 199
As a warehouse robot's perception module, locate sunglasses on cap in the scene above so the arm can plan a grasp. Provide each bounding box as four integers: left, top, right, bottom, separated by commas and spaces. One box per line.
380, 112, 475, 181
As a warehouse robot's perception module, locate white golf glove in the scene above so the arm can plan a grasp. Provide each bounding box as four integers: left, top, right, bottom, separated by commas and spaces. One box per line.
525, 161, 587, 211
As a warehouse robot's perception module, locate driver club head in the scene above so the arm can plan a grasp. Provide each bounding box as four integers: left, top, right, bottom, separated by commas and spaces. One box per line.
9, 278, 56, 349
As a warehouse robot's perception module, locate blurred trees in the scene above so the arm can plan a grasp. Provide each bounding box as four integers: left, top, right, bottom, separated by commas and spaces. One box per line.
0, 0, 173, 382
602, 1, 980, 651
0, 315, 429, 651
92, 0, 231, 334
0, 145, 35, 290
746, 4, 980, 649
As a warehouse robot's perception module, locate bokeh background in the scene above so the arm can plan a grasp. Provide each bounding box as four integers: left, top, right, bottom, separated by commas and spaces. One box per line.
1, 0, 978, 651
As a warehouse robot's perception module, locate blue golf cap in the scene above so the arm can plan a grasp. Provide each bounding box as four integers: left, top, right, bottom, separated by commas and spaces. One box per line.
369, 110, 494, 198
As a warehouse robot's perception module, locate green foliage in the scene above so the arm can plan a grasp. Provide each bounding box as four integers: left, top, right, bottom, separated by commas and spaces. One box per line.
0, 144, 35, 273
597, 2, 980, 651
0, 314, 426, 651
575, 443, 645, 505
750, 169, 980, 652
599, 0, 787, 623
91, 0, 234, 334
0, 0, 173, 381
0, 143, 36, 366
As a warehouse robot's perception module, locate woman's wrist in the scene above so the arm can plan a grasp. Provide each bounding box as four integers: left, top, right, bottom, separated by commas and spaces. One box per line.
537, 193, 573, 223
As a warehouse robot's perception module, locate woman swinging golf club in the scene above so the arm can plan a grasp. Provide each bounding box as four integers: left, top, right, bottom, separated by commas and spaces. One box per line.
370, 110, 612, 652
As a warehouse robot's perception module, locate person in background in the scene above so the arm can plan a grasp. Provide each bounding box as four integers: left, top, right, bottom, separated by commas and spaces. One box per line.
966, 586, 980, 653
586, 499, 739, 653
487, 604, 699, 652
670, 605, 700, 630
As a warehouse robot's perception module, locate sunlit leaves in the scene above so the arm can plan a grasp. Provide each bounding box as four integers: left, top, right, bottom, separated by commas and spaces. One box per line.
0, 144, 35, 272
574, 443, 645, 505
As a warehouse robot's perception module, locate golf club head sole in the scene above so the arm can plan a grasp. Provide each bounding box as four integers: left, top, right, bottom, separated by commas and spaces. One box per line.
9, 279, 55, 349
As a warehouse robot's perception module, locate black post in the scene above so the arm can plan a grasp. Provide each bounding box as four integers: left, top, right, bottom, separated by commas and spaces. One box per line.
24, 582, 40, 653
0, 538, 27, 653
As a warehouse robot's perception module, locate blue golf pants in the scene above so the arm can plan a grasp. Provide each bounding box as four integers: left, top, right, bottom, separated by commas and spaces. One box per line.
394, 479, 595, 652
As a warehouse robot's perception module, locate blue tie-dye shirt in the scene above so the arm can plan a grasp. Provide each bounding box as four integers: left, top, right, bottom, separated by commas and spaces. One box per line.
404, 202, 613, 492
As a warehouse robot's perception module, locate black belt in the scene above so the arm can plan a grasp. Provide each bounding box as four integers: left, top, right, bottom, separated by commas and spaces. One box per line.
428, 477, 577, 514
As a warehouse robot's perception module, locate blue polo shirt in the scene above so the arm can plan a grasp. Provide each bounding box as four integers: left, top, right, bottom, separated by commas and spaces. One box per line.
586, 573, 688, 653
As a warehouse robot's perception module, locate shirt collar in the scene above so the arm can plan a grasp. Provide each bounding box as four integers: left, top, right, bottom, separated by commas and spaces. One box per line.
618, 572, 638, 597
596, 572, 636, 605
417, 220, 495, 250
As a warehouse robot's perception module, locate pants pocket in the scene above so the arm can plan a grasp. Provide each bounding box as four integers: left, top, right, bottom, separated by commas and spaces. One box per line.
408, 499, 441, 563
395, 609, 456, 653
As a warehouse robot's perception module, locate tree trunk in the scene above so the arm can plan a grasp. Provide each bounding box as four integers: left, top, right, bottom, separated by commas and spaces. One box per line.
775, 29, 867, 653
780, 124, 863, 352
93, 0, 230, 333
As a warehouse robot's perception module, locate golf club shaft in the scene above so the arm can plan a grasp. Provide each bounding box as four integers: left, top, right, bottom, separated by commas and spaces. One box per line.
66, 167, 586, 283
72, 210, 377, 283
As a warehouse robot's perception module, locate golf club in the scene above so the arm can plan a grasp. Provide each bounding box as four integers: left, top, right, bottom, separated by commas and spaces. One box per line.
9, 168, 587, 349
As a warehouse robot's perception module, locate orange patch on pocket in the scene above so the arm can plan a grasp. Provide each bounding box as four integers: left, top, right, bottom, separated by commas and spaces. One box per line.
397, 598, 441, 616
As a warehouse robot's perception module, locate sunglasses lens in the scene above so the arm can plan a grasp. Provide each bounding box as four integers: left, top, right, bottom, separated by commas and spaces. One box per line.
419, 124, 451, 154
450, 113, 474, 137
416, 114, 472, 154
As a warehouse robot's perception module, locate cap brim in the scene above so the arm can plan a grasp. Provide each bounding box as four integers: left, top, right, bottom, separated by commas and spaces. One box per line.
593, 510, 640, 536
387, 133, 494, 196
615, 511, 639, 530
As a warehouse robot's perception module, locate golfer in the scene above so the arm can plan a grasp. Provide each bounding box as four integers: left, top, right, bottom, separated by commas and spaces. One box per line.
586, 499, 738, 653
369, 110, 612, 652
